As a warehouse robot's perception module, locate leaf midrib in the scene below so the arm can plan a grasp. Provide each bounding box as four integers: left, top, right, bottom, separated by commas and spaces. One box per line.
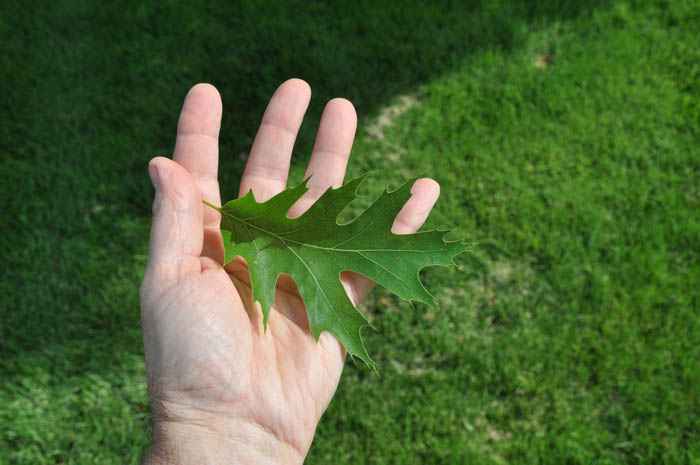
224, 211, 446, 254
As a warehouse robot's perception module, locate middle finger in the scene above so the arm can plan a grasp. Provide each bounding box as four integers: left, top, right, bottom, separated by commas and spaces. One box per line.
239, 78, 311, 202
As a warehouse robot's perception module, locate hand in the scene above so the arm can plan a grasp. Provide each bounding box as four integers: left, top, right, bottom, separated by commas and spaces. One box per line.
140, 79, 440, 464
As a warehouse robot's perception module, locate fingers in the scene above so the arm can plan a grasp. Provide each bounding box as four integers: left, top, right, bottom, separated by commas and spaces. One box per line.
391, 178, 441, 234
346, 178, 441, 303
274, 98, 356, 333
173, 84, 223, 224
287, 98, 357, 218
172, 84, 223, 261
145, 157, 204, 287
239, 79, 311, 202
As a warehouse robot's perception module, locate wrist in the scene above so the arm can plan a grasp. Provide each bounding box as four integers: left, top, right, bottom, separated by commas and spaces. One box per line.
144, 417, 306, 465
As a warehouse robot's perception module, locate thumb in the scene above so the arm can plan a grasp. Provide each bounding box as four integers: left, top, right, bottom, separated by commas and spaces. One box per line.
145, 157, 204, 288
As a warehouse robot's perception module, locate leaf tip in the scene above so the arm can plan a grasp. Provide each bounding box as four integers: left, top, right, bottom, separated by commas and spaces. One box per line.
262, 308, 271, 332
349, 352, 378, 373
347, 172, 372, 196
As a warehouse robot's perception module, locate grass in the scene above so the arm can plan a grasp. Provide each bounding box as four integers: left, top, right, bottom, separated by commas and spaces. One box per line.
1, 0, 699, 463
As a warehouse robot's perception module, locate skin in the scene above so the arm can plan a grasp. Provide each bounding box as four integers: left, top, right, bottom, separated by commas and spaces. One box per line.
140, 79, 440, 464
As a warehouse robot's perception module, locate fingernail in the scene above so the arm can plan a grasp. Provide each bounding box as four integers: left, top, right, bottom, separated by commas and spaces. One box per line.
148, 160, 160, 190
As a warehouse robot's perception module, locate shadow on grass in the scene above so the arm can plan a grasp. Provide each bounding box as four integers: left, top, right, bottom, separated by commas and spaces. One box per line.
0, 0, 606, 447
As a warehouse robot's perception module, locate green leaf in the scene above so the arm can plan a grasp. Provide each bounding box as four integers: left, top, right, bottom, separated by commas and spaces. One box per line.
205, 175, 468, 368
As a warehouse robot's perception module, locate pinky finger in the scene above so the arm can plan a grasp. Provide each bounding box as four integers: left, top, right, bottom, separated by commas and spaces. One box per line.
343, 178, 440, 305
391, 178, 440, 234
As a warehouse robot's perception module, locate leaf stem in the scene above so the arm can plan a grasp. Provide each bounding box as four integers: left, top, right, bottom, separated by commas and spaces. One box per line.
202, 200, 221, 211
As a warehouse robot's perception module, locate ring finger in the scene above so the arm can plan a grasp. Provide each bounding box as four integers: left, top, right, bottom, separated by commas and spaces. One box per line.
287, 97, 357, 218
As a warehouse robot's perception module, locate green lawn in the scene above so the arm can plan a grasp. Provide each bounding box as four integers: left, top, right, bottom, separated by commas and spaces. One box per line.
1, 1, 699, 463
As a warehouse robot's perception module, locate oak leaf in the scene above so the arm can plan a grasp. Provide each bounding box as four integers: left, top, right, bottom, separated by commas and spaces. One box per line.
205, 175, 467, 367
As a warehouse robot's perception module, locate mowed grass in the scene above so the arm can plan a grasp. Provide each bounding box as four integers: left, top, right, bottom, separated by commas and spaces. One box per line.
1, 1, 699, 464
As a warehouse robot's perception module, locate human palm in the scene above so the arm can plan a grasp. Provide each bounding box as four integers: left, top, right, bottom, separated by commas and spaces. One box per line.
140, 79, 439, 464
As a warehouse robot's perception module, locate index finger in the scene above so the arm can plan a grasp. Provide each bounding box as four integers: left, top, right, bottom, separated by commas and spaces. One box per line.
172, 83, 223, 260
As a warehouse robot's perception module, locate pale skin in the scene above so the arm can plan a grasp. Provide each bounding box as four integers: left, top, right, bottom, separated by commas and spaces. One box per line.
141, 79, 440, 464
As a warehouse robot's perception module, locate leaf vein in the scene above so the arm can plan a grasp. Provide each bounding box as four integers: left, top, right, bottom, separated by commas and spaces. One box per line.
356, 251, 411, 290
285, 246, 354, 343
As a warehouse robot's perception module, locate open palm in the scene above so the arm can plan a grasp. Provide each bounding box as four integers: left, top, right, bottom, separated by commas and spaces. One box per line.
140, 80, 439, 464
